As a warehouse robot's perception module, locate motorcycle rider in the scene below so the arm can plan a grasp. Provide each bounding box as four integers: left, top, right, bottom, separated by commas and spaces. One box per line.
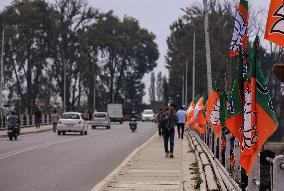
129, 111, 137, 131
7, 110, 20, 140
130, 111, 137, 121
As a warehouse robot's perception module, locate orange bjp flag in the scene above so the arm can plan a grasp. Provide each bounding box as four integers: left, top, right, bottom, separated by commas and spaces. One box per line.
192, 97, 207, 134
240, 36, 278, 176
186, 100, 195, 126
206, 88, 222, 140
265, 0, 284, 47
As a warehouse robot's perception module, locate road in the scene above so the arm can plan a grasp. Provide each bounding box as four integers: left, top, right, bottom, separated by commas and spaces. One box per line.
0, 122, 157, 191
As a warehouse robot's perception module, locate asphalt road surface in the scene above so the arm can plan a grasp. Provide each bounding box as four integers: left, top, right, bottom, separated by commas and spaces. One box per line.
0, 121, 157, 191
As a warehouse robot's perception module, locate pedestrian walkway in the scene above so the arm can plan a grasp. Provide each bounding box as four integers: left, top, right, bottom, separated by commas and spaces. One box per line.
0, 124, 53, 137
98, 133, 198, 191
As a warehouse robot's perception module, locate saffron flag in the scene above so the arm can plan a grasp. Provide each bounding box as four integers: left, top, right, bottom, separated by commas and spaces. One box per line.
228, 0, 248, 57
265, 0, 284, 47
240, 36, 278, 176
192, 97, 207, 134
186, 100, 195, 126
206, 84, 222, 140
225, 49, 245, 142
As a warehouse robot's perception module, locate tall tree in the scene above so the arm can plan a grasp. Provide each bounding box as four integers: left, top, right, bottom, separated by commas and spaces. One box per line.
162, 76, 170, 104
1, 0, 55, 113
88, 12, 159, 106
156, 72, 163, 101
149, 72, 156, 102
166, 0, 236, 106
50, 0, 97, 111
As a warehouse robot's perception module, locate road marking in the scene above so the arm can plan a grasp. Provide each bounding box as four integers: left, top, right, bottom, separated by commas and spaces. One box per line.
0, 127, 119, 161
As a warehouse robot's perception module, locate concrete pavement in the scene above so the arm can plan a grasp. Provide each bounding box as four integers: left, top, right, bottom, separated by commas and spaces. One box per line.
0, 124, 53, 137
95, 133, 199, 191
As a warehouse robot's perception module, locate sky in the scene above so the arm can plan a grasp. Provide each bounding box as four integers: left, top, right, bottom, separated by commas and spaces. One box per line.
0, 0, 270, 103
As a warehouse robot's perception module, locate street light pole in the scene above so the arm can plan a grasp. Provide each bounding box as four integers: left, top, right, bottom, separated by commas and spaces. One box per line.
63, 59, 66, 112
192, 31, 196, 99
182, 72, 184, 105
93, 73, 96, 112
185, 60, 188, 106
203, 0, 213, 94
0, 28, 4, 115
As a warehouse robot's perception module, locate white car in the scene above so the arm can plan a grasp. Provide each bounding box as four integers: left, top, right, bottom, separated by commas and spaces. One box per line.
57, 112, 88, 135
92, 112, 111, 129
141, 109, 154, 122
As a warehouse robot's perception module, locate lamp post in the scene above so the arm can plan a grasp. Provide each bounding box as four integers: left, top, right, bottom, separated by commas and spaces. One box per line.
0, 28, 4, 115
203, 0, 212, 94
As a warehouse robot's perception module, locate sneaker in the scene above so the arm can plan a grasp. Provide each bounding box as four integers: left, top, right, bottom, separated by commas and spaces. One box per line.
165, 152, 169, 157
169, 153, 174, 158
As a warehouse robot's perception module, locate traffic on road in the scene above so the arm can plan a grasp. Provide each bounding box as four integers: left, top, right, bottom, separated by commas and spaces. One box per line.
0, 121, 157, 191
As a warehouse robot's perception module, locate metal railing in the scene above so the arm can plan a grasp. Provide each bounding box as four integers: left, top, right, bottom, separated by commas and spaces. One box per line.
190, 125, 284, 191
0, 114, 52, 129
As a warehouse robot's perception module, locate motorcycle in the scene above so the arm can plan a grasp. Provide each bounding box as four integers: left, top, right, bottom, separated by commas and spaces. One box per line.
7, 126, 20, 141
129, 117, 137, 132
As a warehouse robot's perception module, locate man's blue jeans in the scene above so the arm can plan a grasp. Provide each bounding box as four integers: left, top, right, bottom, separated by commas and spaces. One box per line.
162, 128, 175, 153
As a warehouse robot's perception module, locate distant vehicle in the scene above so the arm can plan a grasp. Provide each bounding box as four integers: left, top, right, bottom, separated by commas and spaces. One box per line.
57, 112, 88, 135
92, 112, 111, 129
129, 116, 137, 132
141, 109, 154, 122
107, 104, 123, 124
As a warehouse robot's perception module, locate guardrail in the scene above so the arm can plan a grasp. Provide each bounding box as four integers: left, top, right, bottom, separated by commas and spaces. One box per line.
0, 114, 52, 129
190, 125, 284, 191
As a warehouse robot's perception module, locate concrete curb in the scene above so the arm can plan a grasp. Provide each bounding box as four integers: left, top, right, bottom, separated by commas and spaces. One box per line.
90, 133, 158, 191
0, 127, 52, 138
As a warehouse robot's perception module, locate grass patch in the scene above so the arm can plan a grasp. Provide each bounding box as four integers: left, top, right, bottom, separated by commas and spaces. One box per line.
189, 161, 203, 190
194, 175, 203, 189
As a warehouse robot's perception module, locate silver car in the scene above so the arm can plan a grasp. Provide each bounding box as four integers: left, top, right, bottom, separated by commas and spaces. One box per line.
57, 112, 88, 135
92, 112, 111, 129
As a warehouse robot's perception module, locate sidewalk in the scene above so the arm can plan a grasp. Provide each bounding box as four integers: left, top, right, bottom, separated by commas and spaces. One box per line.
97, 133, 199, 191
0, 124, 53, 137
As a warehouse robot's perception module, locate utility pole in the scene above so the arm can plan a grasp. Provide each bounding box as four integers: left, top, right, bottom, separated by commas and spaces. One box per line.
0, 28, 4, 117
182, 73, 184, 105
192, 31, 196, 99
63, 59, 66, 112
203, 0, 213, 94
93, 74, 96, 112
185, 60, 188, 106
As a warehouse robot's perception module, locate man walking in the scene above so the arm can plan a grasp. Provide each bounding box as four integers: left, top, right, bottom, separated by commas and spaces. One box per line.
162, 103, 177, 158
157, 108, 164, 136
176, 106, 186, 139
34, 107, 41, 128
51, 109, 59, 132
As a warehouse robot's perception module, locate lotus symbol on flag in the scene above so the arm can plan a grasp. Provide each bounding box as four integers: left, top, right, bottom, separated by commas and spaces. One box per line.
242, 87, 258, 152
209, 98, 221, 126
229, 11, 247, 52
270, 4, 284, 34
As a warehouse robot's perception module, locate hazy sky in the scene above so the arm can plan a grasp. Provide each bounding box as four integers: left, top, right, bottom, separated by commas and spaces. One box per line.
0, 0, 270, 103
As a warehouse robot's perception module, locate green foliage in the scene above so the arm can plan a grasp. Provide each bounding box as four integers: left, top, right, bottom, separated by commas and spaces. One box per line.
0, 0, 159, 113
149, 72, 156, 102
194, 175, 203, 189
166, 0, 235, 106
156, 71, 163, 101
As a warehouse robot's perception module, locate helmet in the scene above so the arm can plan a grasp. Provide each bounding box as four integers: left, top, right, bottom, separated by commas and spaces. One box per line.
10, 110, 16, 115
